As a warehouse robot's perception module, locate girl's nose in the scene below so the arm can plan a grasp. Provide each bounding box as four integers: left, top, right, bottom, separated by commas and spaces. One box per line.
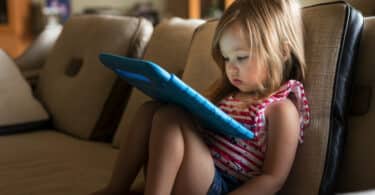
228, 62, 239, 72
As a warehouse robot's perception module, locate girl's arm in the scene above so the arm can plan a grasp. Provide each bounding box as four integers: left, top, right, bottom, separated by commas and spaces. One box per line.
229, 99, 300, 195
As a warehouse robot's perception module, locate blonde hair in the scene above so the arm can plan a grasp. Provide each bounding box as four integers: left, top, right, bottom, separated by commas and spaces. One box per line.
207, 0, 306, 103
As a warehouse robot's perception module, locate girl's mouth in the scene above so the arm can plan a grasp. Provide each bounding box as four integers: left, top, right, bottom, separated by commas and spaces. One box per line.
232, 79, 242, 85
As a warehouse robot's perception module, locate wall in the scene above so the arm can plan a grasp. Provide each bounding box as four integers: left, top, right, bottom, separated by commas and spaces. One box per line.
31, 0, 342, 18
32, 0, 165, 14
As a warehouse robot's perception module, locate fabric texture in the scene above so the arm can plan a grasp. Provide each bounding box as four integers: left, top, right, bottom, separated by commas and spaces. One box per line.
0, 131, 118, 195
182, 20, 221, 94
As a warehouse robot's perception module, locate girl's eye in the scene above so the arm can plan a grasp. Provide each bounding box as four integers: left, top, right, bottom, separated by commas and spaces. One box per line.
237, 56, 249, 61
223, 57, 229, 62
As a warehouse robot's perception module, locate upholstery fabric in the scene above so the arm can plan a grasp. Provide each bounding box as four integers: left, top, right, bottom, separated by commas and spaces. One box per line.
36, 15, 153, 139
15, 25, 62, 87
180, 2, 362, 195
113, 17, 204, 148
0, 131, 118, 195
282, 3, 362, 195
336, 17, 375, 192
181, 20, 221, 93
0, 50, 49, 133
15, 25, 63, 72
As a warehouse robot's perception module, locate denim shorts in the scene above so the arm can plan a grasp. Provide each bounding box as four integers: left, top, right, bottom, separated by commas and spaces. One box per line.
207, 168, 241, 195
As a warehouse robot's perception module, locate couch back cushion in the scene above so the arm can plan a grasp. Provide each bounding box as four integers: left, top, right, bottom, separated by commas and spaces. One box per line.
336, 17, 375, 192
113, 17, 205, 148
181, 20, 221, 93
36, 15, 153, 139
181, 2, 362, 195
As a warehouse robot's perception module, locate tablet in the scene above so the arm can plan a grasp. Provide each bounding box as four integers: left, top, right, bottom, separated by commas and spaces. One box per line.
99, 53, 254, 139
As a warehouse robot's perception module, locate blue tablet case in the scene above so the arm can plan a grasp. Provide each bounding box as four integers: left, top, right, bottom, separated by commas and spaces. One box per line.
99, 53, 254, 139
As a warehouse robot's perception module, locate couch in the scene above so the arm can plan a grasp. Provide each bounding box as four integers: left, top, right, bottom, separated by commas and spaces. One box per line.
0, 14, 202, 194
0, 1, 374, 195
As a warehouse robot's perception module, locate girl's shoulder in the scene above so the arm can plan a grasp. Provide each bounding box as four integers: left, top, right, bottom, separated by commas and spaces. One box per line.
266, 80, 310, 140
218, 80, 309, 114
265, 97, 298, 120
271, 80, 307, 99
234, 80, 308, 111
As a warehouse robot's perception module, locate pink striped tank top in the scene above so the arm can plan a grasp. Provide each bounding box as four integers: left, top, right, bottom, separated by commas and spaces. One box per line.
203, 80, 310, 182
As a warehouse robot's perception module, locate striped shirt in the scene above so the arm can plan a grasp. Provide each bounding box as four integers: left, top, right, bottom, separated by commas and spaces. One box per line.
203, 80, 310, 182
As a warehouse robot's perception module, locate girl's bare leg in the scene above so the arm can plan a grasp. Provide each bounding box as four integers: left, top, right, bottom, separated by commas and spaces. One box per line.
144, 105, 215, 195
92, 101, 162, 194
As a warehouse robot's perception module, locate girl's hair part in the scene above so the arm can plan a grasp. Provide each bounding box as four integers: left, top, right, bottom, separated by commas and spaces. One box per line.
206, 0, 306, 103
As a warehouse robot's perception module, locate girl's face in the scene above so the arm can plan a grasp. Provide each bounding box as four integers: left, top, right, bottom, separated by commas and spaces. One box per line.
219, 22, 268, 96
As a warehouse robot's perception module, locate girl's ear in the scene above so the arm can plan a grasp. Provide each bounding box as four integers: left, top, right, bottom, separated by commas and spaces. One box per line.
282, 41, 291, 62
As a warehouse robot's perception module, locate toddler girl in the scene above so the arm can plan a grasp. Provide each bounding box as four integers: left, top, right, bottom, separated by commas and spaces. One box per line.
94, 0, 310, 194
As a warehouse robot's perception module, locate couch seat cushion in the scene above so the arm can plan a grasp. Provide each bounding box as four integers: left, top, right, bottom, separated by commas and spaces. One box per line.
0, 130, 118, 195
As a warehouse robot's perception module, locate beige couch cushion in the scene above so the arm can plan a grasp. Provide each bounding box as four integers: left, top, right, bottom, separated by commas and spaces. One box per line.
36, 15, 153, 139
113, 17, 204, 148
15, 25, 63, 88
0, 50, 49, 132
0, 131, 118, 194
181, 20, 221, 93
336, 17, 375, 192
181, 2, 362, 195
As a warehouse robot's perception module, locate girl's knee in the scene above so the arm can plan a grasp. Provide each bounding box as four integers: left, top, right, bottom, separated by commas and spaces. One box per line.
152, 105, 202, 138
149, 105, 186, 152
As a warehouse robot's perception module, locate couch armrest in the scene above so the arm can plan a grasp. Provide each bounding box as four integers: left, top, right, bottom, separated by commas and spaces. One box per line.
15, 25, 62, 79
0, 49, 50, 134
